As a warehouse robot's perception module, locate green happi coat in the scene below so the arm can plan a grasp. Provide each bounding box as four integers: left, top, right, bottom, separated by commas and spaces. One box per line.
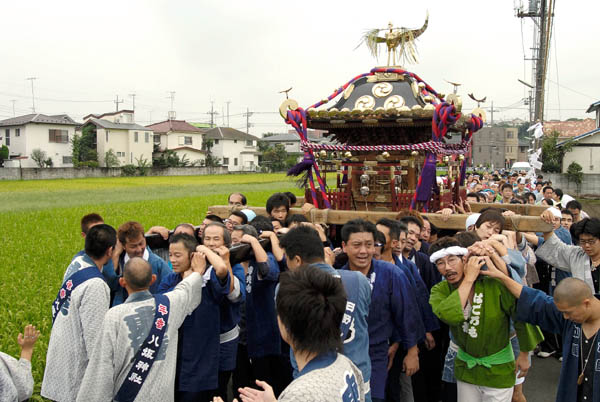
430, 277, 543, 388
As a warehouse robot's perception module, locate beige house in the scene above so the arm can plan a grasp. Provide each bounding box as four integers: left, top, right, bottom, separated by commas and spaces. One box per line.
81, 110, 153, 166
0, 113, 78, 167
146, 119, 206, 164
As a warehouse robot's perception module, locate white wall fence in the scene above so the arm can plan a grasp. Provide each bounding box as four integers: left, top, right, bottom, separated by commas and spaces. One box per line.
0, 166, 229, 181
543, 173, 600, 197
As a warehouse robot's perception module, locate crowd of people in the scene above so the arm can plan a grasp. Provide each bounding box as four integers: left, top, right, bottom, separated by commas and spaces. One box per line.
2, 175, 600, 402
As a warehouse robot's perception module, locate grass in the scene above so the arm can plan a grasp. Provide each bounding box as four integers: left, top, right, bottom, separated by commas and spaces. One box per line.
0, 173, 300, 400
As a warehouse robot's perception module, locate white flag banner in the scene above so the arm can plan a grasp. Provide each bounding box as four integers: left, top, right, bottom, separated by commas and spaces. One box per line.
532, 160, 543, 170
527, 122, 544, 139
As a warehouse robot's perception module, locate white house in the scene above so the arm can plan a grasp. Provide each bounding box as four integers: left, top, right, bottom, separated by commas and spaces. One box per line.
81, 110, 153, 166
0, 113, 78, 167
146, 119, 206, 164
203, 127, 260, 171
557, 101, 600, 174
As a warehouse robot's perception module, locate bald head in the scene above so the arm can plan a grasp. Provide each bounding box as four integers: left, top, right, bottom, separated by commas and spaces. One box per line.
554, 278, 593, 307
123, 257, 153, 291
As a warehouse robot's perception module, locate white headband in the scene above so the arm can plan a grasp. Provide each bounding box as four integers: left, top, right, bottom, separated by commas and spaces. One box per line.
430, 246, 469, 264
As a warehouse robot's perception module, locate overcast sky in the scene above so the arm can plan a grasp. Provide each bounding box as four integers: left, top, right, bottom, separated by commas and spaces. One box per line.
1, 0, 597, 136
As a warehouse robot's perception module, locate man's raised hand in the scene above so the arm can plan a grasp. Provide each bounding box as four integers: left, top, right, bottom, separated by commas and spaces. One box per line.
190, 251, 207, 276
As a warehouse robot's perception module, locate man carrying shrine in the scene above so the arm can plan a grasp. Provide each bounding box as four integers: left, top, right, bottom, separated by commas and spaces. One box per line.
429, 237, 543, 402
41, 224, 117, 401
76, 255, 206, 401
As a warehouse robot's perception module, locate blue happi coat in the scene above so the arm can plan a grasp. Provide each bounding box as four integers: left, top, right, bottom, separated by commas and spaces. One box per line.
341, 258, 424, 400
219, 263, 246, 371
159, 269, 230, 391
394, 255, 440, 333
246, 252, 281, 358
517, 286, 598, 402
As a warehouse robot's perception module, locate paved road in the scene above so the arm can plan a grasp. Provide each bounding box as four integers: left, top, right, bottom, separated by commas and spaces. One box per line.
523, 355, 562, 402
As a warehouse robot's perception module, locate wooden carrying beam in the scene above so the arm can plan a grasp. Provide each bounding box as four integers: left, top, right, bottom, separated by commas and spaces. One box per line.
468, 202, 548, 216
208, 205, 553, 232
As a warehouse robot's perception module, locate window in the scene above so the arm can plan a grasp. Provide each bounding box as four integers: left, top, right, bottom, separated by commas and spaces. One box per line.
5, 129, 9, 146
154, 135, 161, 144
106, 131, 109, 142
234, 158, 238, 166
479, 146, 481, 152
214, 139, 219, 145
234, 139, 238, 144
223, 157, 229, 165
285, 142, 294, 146
49, 129, 69, 143
62, 156, 73, 164
15, 128, 20, 137
145, 132, 149, 143
507, 132, 514, 138
134, 132, 139, 142
184, 136, 192, 145
117, 152, 125, 157
246, 140, 253, 146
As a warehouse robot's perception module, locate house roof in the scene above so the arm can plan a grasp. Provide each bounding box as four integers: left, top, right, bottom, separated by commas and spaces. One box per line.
557, 127, 600, 147
203, 127, 260, 141
171, 146, 206, 153
82, 109, 134, 121
85, 118, 151, 131
0, 113, 79, 127
146, 120, 206, 134
586, 100, 600, 113
543, 118, 596, 138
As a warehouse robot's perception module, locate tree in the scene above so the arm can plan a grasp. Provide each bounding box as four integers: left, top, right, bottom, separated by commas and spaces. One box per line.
71, 125, 98, 167
540, 130, 572, 173
566, 161, 583, 195
0, 145, 8, 167
31, 148, 47, 168
104, 149, 120, 168
261, 143, 288, 172
202, 138, 220, 167
135, 155, 151, 176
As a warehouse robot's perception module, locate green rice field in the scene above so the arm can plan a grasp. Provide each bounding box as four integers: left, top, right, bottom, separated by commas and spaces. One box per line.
0, 173, 300, 400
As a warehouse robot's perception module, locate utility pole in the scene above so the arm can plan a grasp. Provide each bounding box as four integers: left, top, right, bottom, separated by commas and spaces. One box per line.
516, 0, 554, 122
488, 101, 501, 126
129, 93, 136, 111
25, 77, 37, 113
208, 100, 219, 128
244, 107, 253, 134
167, 92, 176, 120
222, 106, 225, 126
10, 100, 16, 116
226, 101, 231, 127
114, 95, 123, 111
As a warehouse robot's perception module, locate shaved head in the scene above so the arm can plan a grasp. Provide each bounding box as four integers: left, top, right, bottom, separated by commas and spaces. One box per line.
554, 278, 593, 307
123, 257, 152, 291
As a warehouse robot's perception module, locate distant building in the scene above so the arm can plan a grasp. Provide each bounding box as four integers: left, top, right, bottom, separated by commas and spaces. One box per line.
261, 132, 336, 154
146, 120, 206, 164
203, 127, 260, 171
471, 126, 518, 169
556, 101, 600, 174
0, 113, 79, 167
518, 137, 530, 162
81, 110, 153, 166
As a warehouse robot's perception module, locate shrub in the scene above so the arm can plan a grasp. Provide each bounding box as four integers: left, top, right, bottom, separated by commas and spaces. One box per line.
121, 164, 137, 176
